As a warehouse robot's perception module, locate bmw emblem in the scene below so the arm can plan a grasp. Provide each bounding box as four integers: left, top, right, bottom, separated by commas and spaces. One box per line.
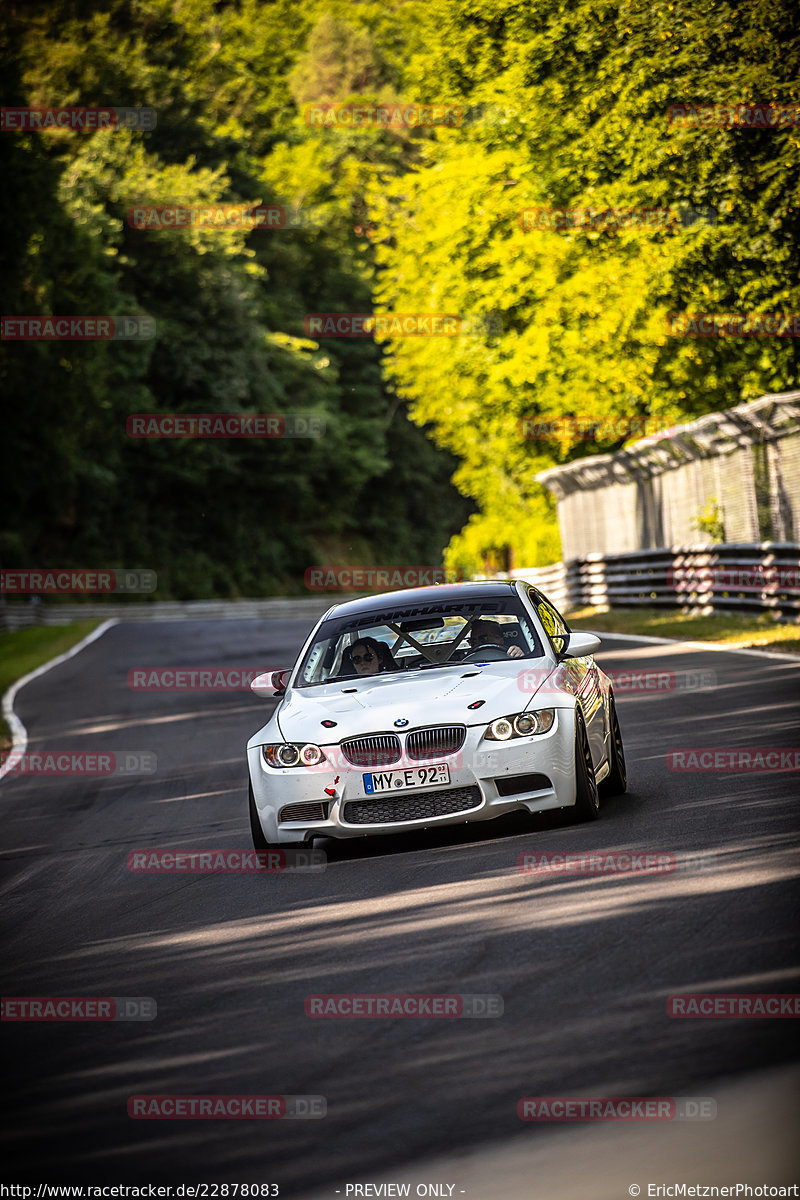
394, 718, 409, 727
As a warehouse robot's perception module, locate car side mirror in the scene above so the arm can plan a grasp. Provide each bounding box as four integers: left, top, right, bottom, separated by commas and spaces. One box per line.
250, 669, 290, 698
560, 631, 601, 659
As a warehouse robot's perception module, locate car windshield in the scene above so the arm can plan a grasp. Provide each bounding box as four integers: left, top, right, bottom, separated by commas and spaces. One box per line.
295, 594, 544, 687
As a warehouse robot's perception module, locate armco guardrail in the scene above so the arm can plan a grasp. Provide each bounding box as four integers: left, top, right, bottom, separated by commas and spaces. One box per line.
3, 546, 798, 631
0, 596, 344, 633
489, 542, 800, 618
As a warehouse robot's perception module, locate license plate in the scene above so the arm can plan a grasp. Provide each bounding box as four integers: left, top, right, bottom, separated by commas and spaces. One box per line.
363, 763, 450, 794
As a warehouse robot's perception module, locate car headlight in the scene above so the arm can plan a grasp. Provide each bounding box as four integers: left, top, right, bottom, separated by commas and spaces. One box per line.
485, 710, 555, 740
488, 717, 514, 741
262, 743, 326, 768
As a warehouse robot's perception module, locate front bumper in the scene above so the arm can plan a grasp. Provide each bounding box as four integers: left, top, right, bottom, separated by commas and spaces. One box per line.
247, 710, 578, 844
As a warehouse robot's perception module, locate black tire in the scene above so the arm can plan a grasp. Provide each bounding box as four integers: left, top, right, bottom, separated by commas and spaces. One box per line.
599, 695, 627, 797
249, 783, 306, 851
572, 708, 600, 821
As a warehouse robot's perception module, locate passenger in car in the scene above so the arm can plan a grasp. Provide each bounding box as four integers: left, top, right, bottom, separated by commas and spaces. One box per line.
342, 637, 396, 676
468, 618, 524, 658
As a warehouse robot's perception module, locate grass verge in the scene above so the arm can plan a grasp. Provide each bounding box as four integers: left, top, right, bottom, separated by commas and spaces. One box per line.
565, 606, 800, 656
0, 621, 103, 754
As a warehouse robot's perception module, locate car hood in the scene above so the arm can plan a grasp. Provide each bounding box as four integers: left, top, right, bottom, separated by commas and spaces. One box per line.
274, 660, 559, 742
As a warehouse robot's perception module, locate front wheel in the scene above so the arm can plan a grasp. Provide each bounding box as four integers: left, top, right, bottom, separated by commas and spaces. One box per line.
599, 695, 627, 797
572, 708, 600, 821
249, 783, 306, 850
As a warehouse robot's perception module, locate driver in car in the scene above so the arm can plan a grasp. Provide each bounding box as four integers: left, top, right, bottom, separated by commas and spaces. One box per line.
468, 618, 524, 658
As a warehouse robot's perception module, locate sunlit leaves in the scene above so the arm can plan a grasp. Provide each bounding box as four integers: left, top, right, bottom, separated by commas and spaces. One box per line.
368, 0, 800, 570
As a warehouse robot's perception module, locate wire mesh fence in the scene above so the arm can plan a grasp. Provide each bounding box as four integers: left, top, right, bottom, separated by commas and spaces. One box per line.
536, 392, 800, 560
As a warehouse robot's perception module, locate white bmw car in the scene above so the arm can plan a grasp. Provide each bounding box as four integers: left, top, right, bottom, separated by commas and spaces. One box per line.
247, 580, 626, 849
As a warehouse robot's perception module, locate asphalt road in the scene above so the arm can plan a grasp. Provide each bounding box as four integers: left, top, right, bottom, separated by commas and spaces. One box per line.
2, 618, 799, 1192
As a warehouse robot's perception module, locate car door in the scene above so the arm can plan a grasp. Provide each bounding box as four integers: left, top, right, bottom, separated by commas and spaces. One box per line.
528, 589, 606, 766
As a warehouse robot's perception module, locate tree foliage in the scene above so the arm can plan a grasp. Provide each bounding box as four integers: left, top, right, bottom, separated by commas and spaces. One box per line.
371, 0, 800, 571
1, 0, 472, 597
2, 0, 797, 589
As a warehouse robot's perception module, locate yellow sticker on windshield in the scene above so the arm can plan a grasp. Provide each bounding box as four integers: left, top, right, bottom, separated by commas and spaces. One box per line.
538, 603, 556, 636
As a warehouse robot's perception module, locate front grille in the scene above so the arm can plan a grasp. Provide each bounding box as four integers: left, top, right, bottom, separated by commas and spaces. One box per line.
494, 773, 552, 797
279, 801, 329, 822
342, 785, 482, 825
406, 725, 466, 761
340, 734, 401, 767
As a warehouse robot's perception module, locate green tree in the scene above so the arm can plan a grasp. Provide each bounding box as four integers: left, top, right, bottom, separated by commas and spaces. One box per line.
370, 0, 800, 571
2, 0, 471, 597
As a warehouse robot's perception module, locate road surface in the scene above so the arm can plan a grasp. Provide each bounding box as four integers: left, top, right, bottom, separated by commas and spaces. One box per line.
2, 618, 799, 1192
